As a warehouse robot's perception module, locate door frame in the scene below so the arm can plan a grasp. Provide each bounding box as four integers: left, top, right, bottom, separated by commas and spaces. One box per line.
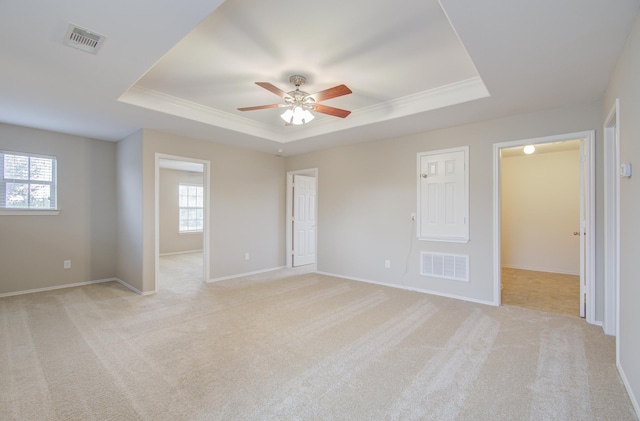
603, 99, 620, 338
286, 168, 318, 268
492, 130, 596, 324
154, 153, 211, 292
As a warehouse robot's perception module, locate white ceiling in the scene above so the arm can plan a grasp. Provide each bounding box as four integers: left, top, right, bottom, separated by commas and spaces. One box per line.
0, 0, 638, 156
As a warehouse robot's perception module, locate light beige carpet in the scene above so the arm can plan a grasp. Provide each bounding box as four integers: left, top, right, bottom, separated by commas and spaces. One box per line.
1, 270, 637, 420
158, 251, 204, 289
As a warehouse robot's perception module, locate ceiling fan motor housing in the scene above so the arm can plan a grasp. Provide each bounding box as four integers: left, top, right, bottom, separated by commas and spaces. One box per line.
289, 75, 306, 87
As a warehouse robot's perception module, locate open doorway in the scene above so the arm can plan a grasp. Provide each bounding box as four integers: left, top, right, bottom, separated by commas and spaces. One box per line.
286, 168, 318, 269
493, 131, 595, 323
500, 140, 580, 316
155, 155, 210, 291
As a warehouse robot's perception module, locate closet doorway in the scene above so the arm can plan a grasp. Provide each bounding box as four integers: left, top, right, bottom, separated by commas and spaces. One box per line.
494, 131, 595, 322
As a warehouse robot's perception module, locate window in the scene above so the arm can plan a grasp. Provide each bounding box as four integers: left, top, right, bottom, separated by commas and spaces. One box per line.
0, 150, 57, 210
178, 184, 203, 233
417, 146, 469, 243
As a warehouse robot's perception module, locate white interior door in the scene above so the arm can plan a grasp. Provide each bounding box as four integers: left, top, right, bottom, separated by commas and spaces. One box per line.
292, 175, 316, 267
418, 149, 467, 241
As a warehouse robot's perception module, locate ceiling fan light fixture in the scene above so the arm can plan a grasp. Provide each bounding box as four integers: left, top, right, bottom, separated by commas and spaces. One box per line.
300, 108, 315, 123
280, 108, 294, 123
281, 106, 314, 125
240, 75, 351, 123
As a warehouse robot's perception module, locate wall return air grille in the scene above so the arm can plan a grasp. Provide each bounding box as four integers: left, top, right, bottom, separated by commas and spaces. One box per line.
420, 252, 469, 282
64, 24, 106, 54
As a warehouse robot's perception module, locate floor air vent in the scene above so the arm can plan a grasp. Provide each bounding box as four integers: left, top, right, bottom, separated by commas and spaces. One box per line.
420, 252, 469, 282
64, 24, 106, 54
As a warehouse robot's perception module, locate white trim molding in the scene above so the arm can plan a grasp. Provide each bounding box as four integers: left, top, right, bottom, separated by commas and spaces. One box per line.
0, 209, 60, 216
603, 98, 620, 338
120, 78, 489, 144
208, 266, 286, 283
618, 361, 640, 417
114, 278, 155, 296
316, 271, 495, 307
159, 249, 204, 257
0, 278, 117, 298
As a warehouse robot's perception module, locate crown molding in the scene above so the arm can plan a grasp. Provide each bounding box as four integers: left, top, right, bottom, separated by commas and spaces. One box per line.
119, 77, 489, 144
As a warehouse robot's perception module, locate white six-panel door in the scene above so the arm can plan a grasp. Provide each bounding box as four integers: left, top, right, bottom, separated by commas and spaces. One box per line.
418, 149, 467, 242
292, 175, 316, 267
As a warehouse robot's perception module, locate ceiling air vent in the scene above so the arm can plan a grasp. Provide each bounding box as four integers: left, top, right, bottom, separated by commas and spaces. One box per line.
64, 23, 106, 54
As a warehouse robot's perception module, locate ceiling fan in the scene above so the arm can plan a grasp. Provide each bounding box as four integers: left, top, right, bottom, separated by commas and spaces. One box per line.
238, 75, 352, 125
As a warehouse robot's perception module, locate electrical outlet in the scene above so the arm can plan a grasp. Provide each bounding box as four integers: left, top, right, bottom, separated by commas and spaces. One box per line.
410, 212, 416, 221
385, 260, 391, 269
64, 260, 71, 269
244, 253, 250, 261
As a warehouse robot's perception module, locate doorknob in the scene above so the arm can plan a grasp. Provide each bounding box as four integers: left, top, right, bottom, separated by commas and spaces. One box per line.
573, 231, 583, 236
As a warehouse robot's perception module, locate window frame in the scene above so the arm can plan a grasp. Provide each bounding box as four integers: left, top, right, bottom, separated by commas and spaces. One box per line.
0, 150, 59, 215
178, 183, 204, 234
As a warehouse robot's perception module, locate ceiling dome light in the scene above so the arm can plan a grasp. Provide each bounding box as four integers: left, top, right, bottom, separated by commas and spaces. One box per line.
523, 145, 536, 154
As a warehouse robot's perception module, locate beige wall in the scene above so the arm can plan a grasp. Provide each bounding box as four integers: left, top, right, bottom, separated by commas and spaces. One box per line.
604, 11, 640, 413
287, 102, 602, 307
159, 168, 203, 255
116, 130, 144, 292
501, 149, 580, 275
0, 103, 605, 314
141, 129, 286, 292
0, 123, 116, 295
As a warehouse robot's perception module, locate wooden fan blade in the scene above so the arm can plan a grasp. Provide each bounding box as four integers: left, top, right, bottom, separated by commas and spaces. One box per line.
313, 104, 351, 118
255, 82, 292, 99
308, 84, 352, 102
237, 103, 286, 111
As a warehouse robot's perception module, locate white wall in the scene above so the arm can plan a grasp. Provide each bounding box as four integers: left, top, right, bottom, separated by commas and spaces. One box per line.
604, 11, 640, 414
501, 149, 580, 275
159, 168, 203, 255
0, 123, 116, 295
287, 102, 602, 307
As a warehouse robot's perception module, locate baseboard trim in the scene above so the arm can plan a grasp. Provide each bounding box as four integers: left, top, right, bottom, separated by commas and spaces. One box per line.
159, 250, 203, 257
316, 271, 496, 307
502, 264, 580, 277
0, 278, 115, 298
208, 266, 286, 283
617, 361, 640, 418
113, 278, 155, 296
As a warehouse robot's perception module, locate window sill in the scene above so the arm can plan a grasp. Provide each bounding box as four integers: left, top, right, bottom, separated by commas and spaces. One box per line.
0, 209, 60, 216
179, 230, 203, 235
